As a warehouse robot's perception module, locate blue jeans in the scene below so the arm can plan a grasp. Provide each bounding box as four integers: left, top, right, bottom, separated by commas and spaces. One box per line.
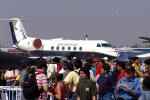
69, 93, 77, 100
98, 92, 113, 100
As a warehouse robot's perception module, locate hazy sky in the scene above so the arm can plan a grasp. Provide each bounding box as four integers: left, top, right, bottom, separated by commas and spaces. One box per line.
0, 0, 150, 47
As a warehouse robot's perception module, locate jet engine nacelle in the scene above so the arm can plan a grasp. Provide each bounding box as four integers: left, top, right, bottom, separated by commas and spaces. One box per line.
16, 38, 42, 51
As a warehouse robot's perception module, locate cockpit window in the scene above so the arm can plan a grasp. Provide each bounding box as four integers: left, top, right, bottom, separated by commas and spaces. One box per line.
97, 43, 101, 47
101, 43, 112, 47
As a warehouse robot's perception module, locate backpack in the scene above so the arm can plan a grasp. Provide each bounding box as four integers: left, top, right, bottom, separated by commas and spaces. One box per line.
22, 72, 42, 100
74, 71, 82, 82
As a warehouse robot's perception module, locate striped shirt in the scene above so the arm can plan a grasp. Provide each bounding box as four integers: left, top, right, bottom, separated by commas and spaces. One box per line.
35, 70, 48, 100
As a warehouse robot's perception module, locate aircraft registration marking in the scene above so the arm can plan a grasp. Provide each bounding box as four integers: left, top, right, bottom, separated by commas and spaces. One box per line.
57, 43, 78, 46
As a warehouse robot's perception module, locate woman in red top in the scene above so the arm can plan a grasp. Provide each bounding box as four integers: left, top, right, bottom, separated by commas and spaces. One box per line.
48, 72, 66, 100
116, 61, 126, 84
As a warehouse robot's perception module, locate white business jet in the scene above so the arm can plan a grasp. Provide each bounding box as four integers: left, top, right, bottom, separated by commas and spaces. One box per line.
4, 18, 118, 59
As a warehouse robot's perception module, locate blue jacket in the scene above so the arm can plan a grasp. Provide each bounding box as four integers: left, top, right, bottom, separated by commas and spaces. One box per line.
116, 77, 142, 100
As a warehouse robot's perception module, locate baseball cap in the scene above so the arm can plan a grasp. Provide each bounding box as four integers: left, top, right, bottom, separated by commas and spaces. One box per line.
103, 57, 108, 61
92, 58, 100, 62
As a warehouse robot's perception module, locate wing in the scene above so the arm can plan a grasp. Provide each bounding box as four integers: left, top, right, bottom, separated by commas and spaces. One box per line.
139, 37, 150, 40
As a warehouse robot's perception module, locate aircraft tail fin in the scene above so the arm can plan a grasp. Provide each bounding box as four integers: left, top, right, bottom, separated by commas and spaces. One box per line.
0, 18, 28, 44
84, 34, 88, 40
8, 18, 27, 44
81, 33, 88, 40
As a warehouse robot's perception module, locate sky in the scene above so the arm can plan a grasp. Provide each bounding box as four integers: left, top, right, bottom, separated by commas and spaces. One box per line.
0, 0, 150, 48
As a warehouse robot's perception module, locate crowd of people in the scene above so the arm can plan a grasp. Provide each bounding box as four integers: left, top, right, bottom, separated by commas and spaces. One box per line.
0, 56, 150, 100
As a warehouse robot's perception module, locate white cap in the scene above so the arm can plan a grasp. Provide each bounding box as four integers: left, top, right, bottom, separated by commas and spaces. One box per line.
103, 57, 108, 60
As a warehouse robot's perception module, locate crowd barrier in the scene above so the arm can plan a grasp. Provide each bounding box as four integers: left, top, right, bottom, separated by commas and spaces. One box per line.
0, 86, 22, 100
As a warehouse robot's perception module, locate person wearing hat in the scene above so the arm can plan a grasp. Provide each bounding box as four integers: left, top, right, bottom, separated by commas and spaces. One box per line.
16, 59, 32, 100
92, 58, 103, 77
19, 59, 33, 86
76, 67, 97, 100
92, 58, 100, 70
103, 57, 111, 67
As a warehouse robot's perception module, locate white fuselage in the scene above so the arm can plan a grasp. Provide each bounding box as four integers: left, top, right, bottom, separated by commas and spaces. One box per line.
15, 37, 118, 58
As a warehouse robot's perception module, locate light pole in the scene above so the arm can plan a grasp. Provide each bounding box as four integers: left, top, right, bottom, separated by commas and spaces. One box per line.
112, 8, 120, 48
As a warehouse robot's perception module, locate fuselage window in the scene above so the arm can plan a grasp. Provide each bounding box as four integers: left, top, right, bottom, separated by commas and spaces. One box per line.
101, 43, 112, 47
62, 47, 65, 50
73, 47, 76, 50
97, 43, 101, 47
68, 47, 71, 50
56, 46, 59, 50
51, 46, 54, 50
79, 47, 82, 50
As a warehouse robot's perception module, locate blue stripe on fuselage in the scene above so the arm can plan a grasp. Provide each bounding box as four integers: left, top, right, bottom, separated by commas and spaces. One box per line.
9, 22, 17, 44
30, 51, 116, 60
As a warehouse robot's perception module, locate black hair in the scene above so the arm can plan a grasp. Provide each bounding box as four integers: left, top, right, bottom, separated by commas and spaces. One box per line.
144, 59, 150, 65
67, 62, 73, 71
100, 59, 105, 65
133, 57, 139, 61
102, 64, 110, 73
33, 58, 46, 65
113, 60, 119, 63
36, 60, 47, 69
117, 61, 125, 70
125, 67, 135, 73
143, 77, 150, 90
62, 61, 73, 71
53, 57, 60, 63
20, 59, 34, 69
85, 58, 93, 64
50, 72, 63, 81
84, 62, 91, 70
79, 67, 90, 78
73, 58, 82, 69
